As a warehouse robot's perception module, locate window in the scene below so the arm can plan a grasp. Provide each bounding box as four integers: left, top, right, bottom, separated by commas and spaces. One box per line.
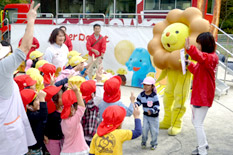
59, 0, 83, 13
5, 9, 18, 24
145, 0, 191, 11
207, 0, 214, 14
116, 0, 136, 13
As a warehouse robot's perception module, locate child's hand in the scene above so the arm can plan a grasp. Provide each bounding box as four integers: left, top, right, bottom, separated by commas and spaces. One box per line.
44, 135, 49, 144
38, 90, 47, 102
130, 92, 135, 103
133, 104, 140, 119
185, 38, 190, 50
70, 83, 79, 93
96, 66, 103, 82
147, 110, 151, 115
49, 73, 56, 86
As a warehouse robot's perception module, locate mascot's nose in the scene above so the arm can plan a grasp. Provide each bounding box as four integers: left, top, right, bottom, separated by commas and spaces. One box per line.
166, 32, 170, 37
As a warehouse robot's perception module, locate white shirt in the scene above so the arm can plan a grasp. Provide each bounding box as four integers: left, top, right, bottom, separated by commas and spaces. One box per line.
44, 43, 69, 69
0, 49, 36, 155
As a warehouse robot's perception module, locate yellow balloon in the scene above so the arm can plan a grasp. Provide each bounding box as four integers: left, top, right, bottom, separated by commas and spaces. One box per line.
114, 40, 135, 65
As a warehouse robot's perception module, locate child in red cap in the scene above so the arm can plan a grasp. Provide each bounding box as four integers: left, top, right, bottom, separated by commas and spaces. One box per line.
60, 84, 89, 155
43, 85, 64, 155
14, 74, 37, 91
39, 63, 56, 87
80, 80, 99, 146
21, 89, 48, 155
89, 105, 142, 155
98, 76, 134, 122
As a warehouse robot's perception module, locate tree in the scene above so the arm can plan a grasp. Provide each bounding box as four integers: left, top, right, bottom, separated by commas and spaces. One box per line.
219, 0, 233, 34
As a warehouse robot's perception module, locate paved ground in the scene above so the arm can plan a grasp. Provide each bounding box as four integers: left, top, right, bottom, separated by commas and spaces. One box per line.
119, 74, 233, 155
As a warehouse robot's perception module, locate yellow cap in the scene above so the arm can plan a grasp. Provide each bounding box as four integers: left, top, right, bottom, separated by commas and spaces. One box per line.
117, 68, 127, 75
69, 56, 86, 67
26, 68, 41, 76
29, 51, 44, 60
68, 76, 86, 89
29, 73, 44, 92
67, 50, 81, 60
35, 60, 48, 69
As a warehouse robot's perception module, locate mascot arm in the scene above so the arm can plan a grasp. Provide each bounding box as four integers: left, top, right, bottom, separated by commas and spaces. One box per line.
187, 45, 207, 64
156, 69, 167, 83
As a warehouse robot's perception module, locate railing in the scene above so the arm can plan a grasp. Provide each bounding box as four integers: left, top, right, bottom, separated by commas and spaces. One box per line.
11, 13, 54, 24
0, 18, 10, 40
56, 13, 106, 25
108, 13, 167, 27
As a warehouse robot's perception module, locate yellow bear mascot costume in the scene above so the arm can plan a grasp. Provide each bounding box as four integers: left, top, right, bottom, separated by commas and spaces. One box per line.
148, 7, 210, 135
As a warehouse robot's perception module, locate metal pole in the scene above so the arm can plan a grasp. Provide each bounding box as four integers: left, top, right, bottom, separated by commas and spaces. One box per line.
114, 0, 116, 18
56, 0, 58, 24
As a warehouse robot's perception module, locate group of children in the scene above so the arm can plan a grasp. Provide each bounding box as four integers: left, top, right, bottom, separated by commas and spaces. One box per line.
9, 30, 217, 155
12, 41, 162, 155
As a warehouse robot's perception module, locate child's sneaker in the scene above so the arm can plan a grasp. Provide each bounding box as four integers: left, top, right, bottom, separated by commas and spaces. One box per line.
150, 145, 157, 150
191, 146, 209, 155
141, 142, 146, 149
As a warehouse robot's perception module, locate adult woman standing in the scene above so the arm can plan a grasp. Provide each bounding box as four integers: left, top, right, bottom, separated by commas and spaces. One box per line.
44, 28, 69, 69
0, 2, 40, 155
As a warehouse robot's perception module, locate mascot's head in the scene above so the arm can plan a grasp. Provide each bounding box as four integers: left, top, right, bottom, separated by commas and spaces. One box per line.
161, 23, 189, 52
148, 7, 210, 70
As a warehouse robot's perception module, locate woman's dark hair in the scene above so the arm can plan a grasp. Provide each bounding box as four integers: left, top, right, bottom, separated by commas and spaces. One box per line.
49, 28, 66, 44
59, 26, 67, 31
93, 24, 101, 29
196, 32, 216, 53
1, 40, 13, 53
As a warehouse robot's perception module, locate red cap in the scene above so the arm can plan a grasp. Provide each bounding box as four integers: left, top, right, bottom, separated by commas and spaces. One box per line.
103, 76, 122, 103
14, 75, 37, 91
47, 100, 57, 114
61, 90, 77, 119
97, 105, 126, 136
80, 80, 96, 103
39, 63, 56, 84
43, 85, 62, 102
20, 89, 36, 110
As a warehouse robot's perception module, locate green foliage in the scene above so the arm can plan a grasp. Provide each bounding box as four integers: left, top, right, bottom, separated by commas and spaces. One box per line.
219, 0, 233, 34
0, 0, 29, 11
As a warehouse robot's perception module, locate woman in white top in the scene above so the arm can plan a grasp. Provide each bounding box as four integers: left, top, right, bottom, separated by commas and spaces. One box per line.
0, 2, 39, 155
44, 28, 69, 69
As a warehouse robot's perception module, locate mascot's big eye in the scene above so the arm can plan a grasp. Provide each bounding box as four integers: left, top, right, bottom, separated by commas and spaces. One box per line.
130, 58, 132, 61
175, 31, 179, 34
139, 60, 142, 62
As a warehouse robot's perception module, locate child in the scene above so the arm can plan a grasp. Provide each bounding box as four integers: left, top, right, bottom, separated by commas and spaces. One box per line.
43, 85, 64, 155
60, 85, 89, 155
29, 50, 44, 68
20, 89, 48, 155
80, 80, 99, 146
98, 76, 134, 122
89, 105, 142, 155
185, 32, 218, 155
135, 76, 160, 150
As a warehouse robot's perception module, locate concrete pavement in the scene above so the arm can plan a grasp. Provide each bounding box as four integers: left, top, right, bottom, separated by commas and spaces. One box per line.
119, 83, 233, 155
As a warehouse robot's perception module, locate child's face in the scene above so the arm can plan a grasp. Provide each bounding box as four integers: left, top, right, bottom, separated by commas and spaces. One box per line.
30, 84, 37, 91
143, 84, 153, 92
197, 43, 202, 51
78, 62, 84, 71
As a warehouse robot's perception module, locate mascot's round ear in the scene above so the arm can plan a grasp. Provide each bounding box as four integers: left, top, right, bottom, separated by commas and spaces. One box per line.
148, 7, 210, 71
